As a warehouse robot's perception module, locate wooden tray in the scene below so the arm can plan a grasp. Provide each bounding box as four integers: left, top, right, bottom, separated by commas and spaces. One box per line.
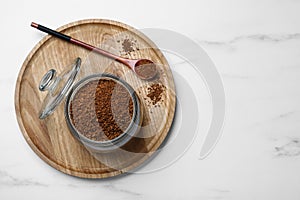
15, 19, 176, 178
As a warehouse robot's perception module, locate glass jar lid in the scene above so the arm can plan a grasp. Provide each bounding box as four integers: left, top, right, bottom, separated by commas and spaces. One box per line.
39, 57, 81, 119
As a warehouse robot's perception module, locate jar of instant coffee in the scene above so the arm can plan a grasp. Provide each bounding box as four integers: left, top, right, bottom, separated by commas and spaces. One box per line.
39, 57, 143, 153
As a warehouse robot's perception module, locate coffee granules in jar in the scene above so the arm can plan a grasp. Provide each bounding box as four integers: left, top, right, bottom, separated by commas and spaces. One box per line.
69, 79, 134, 141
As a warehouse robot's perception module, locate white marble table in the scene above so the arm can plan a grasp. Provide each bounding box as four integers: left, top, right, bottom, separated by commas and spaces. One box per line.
1, 0, 300, 199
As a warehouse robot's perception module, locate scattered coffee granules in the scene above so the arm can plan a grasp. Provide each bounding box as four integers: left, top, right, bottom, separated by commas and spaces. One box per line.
118, 38, 139, 55
122, 39, 134, 53
135, 60, 157, 80
146, 83, 165, 105
70, 79, 133, 141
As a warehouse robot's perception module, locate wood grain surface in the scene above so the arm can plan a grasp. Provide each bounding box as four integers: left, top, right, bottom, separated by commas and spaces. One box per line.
15, 19, 176, 178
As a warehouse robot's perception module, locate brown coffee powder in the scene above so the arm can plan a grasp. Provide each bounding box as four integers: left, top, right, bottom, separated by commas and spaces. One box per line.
146, 83, 165, 105
122, 39, 134, 53
135, 60, 157, 80
70, 79, 133, 141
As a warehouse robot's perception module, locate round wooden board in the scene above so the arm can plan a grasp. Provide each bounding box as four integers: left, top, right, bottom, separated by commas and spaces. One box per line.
15, 19, 176, 178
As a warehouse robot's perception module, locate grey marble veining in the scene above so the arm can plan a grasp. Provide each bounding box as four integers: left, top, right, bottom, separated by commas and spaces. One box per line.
0, 169, 142, 198
102, 183, 143, 197
199, 33, 300, 46
0, 170, 47, 187
275, 138, 300, 157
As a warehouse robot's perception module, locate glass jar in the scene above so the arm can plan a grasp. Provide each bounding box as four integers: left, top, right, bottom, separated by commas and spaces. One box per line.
39, 57, 143, 153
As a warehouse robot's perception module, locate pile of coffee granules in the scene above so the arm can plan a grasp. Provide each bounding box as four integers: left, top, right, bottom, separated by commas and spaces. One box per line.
117, 38, 139, 55
69, 79, 134, 141
122, 39, 134, 53
146, 83, 165, 105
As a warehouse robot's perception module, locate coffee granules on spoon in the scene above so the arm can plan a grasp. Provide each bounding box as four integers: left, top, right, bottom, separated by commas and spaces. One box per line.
70, 79, 133, 141
135, 59, 157, 80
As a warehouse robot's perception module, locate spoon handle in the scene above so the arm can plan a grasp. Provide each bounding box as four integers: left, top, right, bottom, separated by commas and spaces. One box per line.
31, 22, 126, 64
